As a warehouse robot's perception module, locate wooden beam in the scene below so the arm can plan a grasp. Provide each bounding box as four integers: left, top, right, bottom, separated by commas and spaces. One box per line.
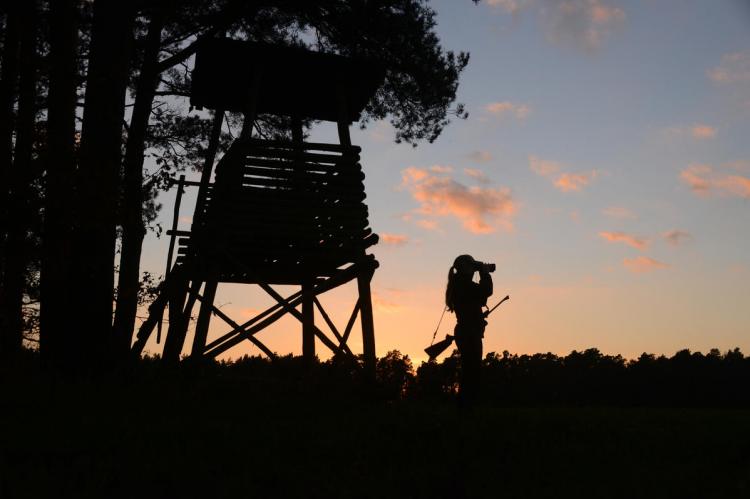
204, 304, 290, 359
341, 299, 360, 346
302, 282, 315, 360
239, 71, 260, 140
258, 282, 340, 354
193, 110, 224, 228
313, 296, 353, 356
336, 89, 351, 147
203, 289, 303, 351
190, 280, 217, 357
191, 292, 277, 359
162, 278, 198, 363
357, 270, 376, 375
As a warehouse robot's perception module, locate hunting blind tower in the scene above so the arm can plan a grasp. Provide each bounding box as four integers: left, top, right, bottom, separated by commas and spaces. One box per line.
132, 40, 385, 371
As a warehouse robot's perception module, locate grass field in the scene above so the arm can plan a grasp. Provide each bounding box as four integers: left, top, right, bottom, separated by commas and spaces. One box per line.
2, 363, 749, 498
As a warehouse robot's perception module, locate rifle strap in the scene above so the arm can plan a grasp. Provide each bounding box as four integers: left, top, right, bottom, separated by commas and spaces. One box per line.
429, 306, 448, 346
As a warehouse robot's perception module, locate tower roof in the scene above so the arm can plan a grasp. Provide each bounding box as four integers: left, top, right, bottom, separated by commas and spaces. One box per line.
191, 39, 386, 123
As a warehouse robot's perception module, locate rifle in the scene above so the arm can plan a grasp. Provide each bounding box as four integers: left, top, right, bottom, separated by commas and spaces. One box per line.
424, 295, 510, 361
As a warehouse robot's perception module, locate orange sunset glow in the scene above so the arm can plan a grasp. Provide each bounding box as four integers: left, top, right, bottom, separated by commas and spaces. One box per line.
133, 0, 750, 365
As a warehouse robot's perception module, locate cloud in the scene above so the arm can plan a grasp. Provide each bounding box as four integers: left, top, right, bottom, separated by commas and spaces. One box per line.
485, 101, 531, 120
368, 120, 395, 142
372, 292, 404, 314
529, 155, 561, 177
540, 0, 625, 52
708, 51, 750, 84
464, 168, 491, 184
662, 124, 718, 141
691, 124, 717, 139
680, 164, 750, 199
415, 219, 439, 231
380, 233, 409, 246
599, 231, 648, 250
529, 155, 597, 192
662, 229, 691, 247
554, 171, 597, 192
401, 166, 517, 234
487, 0, 524, 14
724, 160, 750, 173
623, 256, 669, 273
602, 206, 635, 220
430, 165, 453, 173
467, 150, 493, 163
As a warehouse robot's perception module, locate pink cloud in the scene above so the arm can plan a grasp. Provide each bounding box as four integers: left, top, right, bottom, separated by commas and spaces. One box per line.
708, 51, 750, 83
623, 256, 669, 273
372, 293, 404, 314
487, 0, 625, 52
486, 0, 522, 14
380, 233, 409, 246
467, 150, 493, 163
485, 101, 531, 120
530, 155, 597, 192
541, 0, 625, 51
430, 165, 453, 173
590, 3, 623, 23
401, 167, 517, 234
402, 167, 430, 183
662, 124, 717, 141
415, 219, 439, 231
680, 164, 750, 198
599, 231, 648, 250
662, 229, 691, 247
724, 160, 750, 173
691, 124, 717, 139
554, 171, 597, 192
529, 155, 561, 177
464, 168, 490, 184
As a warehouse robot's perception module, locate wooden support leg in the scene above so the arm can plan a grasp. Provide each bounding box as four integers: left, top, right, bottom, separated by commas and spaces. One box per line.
162, 279, 199, 363
302, 282, 315, 361
191, 280, 217, 358
357, 271, 376, 376
130, 292, 167, 356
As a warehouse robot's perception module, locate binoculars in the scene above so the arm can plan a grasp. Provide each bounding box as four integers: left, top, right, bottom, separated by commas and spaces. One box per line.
475, 261, 496, 273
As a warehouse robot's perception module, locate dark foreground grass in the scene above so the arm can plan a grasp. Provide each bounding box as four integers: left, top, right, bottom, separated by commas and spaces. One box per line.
1, 364, 749, 498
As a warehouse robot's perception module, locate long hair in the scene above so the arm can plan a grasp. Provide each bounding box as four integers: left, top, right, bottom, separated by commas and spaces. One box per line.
445, 266, 458, 312
445, 255, 474, 312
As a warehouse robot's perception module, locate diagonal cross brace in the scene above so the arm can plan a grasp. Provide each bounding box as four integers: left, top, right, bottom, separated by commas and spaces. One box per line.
191, 290, 277, 359
258, 282, 341, 354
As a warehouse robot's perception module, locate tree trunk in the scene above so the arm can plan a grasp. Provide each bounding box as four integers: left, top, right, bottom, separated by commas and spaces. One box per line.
112, 10, 164, 358
0, 0, 36, 357
71, 0, 134, 367
40, 0, 79, 368
0, 1, 21, 357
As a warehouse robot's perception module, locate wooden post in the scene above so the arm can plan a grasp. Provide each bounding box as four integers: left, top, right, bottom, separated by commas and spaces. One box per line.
165, 175, 185, 276
336, 91, 351, 147
193, 110, 224, 229
357, 269, 376, 375
190, 280, 217, 357
239, 71, 260, 140
162, 277, 190, 362
302, 282, 315, 361
291, 116, 303, 144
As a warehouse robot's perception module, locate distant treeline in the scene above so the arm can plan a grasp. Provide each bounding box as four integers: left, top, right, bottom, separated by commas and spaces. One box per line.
6, 347, 748, 407
187, 347, 750, 406
413, 348, 750, 406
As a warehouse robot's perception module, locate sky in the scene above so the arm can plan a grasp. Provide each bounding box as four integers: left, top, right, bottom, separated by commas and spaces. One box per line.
138, 0, 750, 363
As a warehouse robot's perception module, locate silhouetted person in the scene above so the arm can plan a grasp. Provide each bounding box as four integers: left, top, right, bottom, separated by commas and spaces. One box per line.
445, 254, 494, 407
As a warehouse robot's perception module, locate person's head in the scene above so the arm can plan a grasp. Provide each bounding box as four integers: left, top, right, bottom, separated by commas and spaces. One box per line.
453, 254, 476, 277
445, 254, 477, 311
